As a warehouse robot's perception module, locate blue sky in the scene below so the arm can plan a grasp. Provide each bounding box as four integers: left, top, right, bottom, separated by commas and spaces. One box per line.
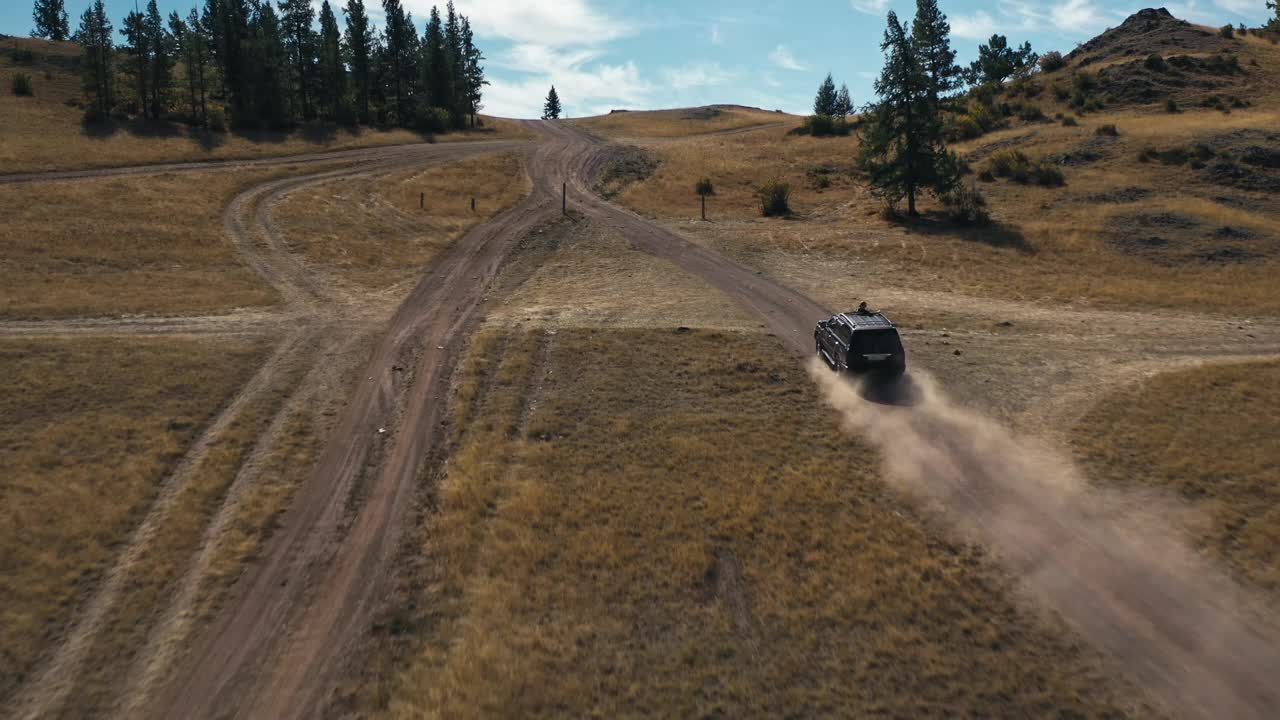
2, 0, 1272, 117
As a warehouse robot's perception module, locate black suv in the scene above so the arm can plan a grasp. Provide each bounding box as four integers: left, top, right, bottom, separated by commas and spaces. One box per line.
815, 309, 906, 376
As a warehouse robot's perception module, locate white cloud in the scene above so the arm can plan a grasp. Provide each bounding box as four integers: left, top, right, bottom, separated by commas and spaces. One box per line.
850, 0, 890, 16
769, 45, 808, 71
661, 62, 737, 91
1210, 0, 1259, 14
710, 23, 722, 44
951, 10, 998, 39
435, 0, 629, 48
1050, 0, 1109, 32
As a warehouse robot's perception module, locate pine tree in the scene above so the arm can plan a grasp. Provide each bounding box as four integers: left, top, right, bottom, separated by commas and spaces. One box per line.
317, 0, 345, 120
423, 6, 450, 110
144, 0, 172, 121
279, 0, 317, 120
858, 11, 957, 215
186, 7, 211, 125
813, 73, 838, 116
911, 0, 960, 110
250, 1, 290, 126
121, 9, 152, 118
343, 0, 373, 122
965, 34, 1037, 87
835, 83, 853, 117
1267, 0, 1278, 31
213, 0, 253, 121
201, 0, 225, 97
381, 0, 416, 123
542, 85, 561, 119
459, 15, 486, 126
74, 0, 113, 118
443, 2, 464, 123
32, 0, 70, 40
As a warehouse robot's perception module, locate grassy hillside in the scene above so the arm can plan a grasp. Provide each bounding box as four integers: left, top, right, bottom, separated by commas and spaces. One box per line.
572, 104, 796, 138
0, 35, 528, 173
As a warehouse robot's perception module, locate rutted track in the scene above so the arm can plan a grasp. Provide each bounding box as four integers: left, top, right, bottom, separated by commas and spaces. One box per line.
33, 122, 1277, 719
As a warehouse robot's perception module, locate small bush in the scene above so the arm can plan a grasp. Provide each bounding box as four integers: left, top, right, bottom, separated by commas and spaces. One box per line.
1095, 123, 1119, 137
794, 114, 850, 137
1039, 51, 1066, 73
986, 150, 1065, 186
695, 177, 714, 196
11, 73, 33, 96
1166, 98, 1179, 112
1051, 83, 1070, 101
977, 169, 995, 182
1145, 53, 1166, 72
1018, 103, 1045, 122
1083, 97, 1104, 112
1061, 115, 1078, 127
1219, 25, 1234, 39
942, 183, 990, 225
758, 179, 791, 217
207, 105, 228, 132
414, 105, 451, 133
11, 48, 34, 64
1072, 72, 1097, 93
947, 114, 983, 141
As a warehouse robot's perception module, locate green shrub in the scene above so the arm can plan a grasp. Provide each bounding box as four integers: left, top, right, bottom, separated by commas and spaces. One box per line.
11, 47, 35, 64
207, 105, 228, 132
977, 169, 995, 182
986, 150, 1065, 186
1072, 72, 1097, 92
1039, 51, 1066, 73
695, 177, 714, 196
11, 73, 33, 96
414, 105, 451, 133
1051, 83, 1070, 101
948, 113, 983, 140
1145, 54, 1166, 72
1166, 98, 1179, 112
794, 114, 850, 137
758, 179, 791, 217
941, 183, 990, 225
1095, 123, 1119, 137
1061, 115, 1078, 126
1018, 103, 1045, 121
1084, 97, 1104, 112
1219, 24, 1234, 38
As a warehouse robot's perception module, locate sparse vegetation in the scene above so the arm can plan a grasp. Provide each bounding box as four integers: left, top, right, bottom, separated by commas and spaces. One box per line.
1038, 50, 1066, 72
757, 178, 792, 216
942, 182, 990, 224
11, 73, 33, 96
1095, 123, 1119, 136
793, 113, 851, 136
1061, 115, 1078, 126
985, 149, 1065, 186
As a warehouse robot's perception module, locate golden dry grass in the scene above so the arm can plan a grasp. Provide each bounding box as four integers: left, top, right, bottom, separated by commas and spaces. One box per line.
0, 335, 268, 704
372, 327, 1147, 718
0, 36, 527, 173
0, 167, 323, 319
572, 105, 797, 139
1074, 359, 1280, 596
272, 152, 529, 289
615, 104, 1280, 315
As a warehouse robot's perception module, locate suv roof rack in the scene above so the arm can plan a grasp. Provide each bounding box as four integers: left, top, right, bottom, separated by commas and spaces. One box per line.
837, 312, 895, 331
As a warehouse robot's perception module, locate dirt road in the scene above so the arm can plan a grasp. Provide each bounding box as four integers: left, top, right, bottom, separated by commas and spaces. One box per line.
20, 122, 1277, 718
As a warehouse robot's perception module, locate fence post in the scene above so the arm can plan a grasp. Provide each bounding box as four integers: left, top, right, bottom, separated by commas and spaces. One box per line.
419, 192, 424, 209
471, 197, 476, 212
701, 194, 706, 220
562, 183, 566, 215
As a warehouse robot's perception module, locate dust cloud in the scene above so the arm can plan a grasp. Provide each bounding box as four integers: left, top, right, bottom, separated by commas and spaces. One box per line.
808, 359, 1280, 720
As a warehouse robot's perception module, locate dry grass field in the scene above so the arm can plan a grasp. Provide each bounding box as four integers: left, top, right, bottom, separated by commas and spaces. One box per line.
367, 326, 1146, 718
0, 335, 268, 703
1074, 360, 1280, 596
273, 152, 529, 289
572, 104, 795, 139
0, 166, 310, 319
0, 36, 528, 173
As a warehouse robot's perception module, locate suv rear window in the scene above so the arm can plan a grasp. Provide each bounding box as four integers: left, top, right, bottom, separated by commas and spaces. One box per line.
851, 329, 903, 355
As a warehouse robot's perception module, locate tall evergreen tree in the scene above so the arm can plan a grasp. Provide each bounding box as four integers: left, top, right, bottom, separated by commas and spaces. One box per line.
317, 0, 345, 120
121, 9, 152, 117
459, 15, 486, 126
201, 0, 226, 97
279, 0, 317, 119
443, 2, 464, 122
74, 0, 113, 118
965, 34, 1037, 87
422, 6, 450, 109
171, 8, 211, 125
381, 0, 416, 123
858, 11, 956, 215
214, 0, 253, 120
32, 0, 70, 40
911, 0, 960, 110
1266, 0, 1278, 31
249, 0, 290, 126
813, 73, 838, 116
144, 0, 173, 121
343, 0, 373, 122
542, 85, 561, 119
835, 83, 853, 117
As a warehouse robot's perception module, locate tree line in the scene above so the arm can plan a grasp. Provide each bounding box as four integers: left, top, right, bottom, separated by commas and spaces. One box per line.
37, 0, 486, 132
